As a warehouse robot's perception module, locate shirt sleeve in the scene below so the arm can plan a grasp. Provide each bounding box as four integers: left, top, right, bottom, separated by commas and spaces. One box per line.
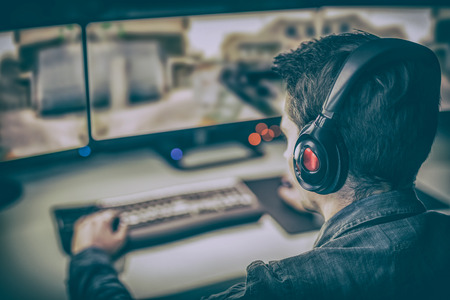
68, 251, 291, 300
68, 247, 134, 300
202, 260, 292, 300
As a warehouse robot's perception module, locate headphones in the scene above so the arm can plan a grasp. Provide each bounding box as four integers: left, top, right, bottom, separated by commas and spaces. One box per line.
293, 38, 441, 195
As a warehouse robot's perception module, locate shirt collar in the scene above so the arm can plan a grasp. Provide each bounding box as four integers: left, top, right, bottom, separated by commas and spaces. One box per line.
313, 188, 426, 248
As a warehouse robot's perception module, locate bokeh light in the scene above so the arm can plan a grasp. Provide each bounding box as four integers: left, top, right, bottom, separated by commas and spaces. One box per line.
261, 128, 275, 142
78, 146, 91, 157
255, 123, 268, 134
270, 125, 282, 137
170, 148, 183, 160
248, 133, 262, 146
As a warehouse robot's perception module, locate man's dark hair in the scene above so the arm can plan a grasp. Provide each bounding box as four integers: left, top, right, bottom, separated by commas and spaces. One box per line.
273, 32, 441, 200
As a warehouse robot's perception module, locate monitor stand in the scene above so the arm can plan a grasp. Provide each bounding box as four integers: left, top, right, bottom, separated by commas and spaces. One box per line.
0, 177, 23, 210
154, 140, 264, 170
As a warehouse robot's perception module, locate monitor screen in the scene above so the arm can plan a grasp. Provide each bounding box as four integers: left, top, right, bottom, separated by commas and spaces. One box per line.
87, 7, 450, 142
0, 24, 88, 162
86, 11, 298, 140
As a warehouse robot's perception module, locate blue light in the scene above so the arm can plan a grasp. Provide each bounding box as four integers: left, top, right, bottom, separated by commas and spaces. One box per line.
170, 148, 183, 161
78, 146, 92, 157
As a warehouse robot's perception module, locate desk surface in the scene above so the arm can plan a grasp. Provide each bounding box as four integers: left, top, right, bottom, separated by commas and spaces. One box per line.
0, 138, 449, 300
0, 141, 320, 300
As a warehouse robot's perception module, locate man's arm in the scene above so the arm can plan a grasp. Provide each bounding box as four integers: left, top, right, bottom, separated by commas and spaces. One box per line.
67, 204, 295, 299
68, 210, 133, 300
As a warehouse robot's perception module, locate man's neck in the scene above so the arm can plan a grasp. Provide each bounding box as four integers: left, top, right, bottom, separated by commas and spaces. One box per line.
316, 186, 391, 222
318, 198, 351, 222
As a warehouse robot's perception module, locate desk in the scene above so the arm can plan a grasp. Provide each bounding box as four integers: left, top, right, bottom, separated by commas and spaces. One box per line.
1, 135, 449, 300
0, 141, 319, 300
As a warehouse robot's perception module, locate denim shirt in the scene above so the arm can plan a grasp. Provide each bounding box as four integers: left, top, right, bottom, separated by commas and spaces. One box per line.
69, 189, 450, 300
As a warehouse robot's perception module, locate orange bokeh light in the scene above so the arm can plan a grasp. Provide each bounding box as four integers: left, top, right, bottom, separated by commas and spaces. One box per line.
270, 125, 282, 137
255, 122, 268, 134
248, 132, 262, 146
261, 129, 275, 142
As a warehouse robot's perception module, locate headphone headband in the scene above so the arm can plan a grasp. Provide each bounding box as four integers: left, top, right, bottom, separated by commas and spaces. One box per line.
322, 38, 441, 120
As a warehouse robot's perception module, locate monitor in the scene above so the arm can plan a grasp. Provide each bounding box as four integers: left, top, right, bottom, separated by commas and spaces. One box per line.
85, 12, 292, 168
0, 24, 89, 207
0, 24, 89, 163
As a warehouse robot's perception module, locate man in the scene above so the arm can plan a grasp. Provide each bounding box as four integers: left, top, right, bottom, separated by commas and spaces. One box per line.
68, 32, 450, 299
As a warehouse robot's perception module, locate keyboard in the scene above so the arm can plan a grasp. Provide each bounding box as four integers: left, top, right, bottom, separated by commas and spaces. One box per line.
52, 178, 264, 255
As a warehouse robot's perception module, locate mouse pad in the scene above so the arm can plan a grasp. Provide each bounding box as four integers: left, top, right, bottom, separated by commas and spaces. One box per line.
245, 177, 449, 235
244, 177, 323, 234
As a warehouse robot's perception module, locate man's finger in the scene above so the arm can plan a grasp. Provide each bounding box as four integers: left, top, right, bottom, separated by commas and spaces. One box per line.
278, 186, 308, 212
278, 185, 295, 200
115, 222, 128, 240
74, 215, 87, 228
98, 209, 118, 223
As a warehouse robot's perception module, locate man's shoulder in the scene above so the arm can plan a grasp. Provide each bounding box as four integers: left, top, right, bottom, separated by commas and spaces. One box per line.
322, 209, 450, 251
266, 211, 449, 288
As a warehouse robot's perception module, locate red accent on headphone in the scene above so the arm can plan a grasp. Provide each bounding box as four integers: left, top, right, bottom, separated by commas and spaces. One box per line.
302, 148, 320, 172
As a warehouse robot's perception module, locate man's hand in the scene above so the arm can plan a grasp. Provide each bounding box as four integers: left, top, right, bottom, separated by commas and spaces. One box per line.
277, 175, 309, 213
71, 210, 128, 256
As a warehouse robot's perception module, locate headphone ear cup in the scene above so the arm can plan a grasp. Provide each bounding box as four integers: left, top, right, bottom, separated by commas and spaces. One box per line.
293, 119, 348, 195
293, 121, 317, 182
